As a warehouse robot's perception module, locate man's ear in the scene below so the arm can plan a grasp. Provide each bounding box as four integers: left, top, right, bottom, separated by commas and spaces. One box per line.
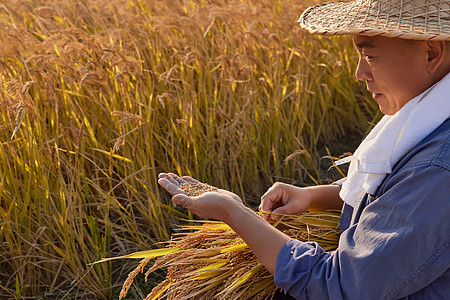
426, 41, 446, 74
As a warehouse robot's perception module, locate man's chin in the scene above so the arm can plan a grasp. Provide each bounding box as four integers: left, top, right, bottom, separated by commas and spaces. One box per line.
378, 104, 395, 115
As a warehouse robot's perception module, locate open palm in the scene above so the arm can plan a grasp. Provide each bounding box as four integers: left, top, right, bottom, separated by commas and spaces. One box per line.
158, 173, 242, 220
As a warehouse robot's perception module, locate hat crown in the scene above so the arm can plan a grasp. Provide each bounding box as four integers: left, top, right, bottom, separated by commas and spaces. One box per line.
299, 0, 450, 40
361, 0, 449, 17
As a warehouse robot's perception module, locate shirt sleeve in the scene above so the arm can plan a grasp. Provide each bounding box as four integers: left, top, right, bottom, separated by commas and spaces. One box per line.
274, 164, 450, 300
332, 177, 346, 189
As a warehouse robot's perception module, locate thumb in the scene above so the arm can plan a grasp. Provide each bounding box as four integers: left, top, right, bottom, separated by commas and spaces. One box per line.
270, 207, 287, 220
271, 201, 298, 218
172, 194, 192, 208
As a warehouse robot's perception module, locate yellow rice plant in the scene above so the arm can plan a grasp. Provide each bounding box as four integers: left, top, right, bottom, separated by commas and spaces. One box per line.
110, 211, 340, 300
0, 0, 375, 298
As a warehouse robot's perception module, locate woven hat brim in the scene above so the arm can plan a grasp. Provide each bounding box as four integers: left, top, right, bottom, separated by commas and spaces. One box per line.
299, 1, 450, 41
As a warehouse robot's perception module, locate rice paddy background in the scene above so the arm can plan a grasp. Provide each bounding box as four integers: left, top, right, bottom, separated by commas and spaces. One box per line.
0, 0, 379, 298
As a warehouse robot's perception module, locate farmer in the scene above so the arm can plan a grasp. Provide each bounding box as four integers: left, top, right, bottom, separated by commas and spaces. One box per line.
158, 0, 450, 299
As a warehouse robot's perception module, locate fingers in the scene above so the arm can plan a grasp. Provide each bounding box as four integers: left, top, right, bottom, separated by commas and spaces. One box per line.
259, 182, 298, 221
158, 178, 186, 196
259, 183, 284, 213
158, 173, 202, 185
158, 172, 188, 186
181, 176, 200, 183
270, 204, 293, 221
260, 183, 313, 220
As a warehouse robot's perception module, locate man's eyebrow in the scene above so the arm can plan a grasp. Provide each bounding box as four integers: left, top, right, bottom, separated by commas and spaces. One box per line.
355, 41, 376, 49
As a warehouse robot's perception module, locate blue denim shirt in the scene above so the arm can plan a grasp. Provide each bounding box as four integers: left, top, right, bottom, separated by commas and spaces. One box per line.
274, 118, 450, 300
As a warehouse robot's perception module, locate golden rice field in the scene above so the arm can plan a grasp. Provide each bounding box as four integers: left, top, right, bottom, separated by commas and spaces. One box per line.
0, 0, 379, 298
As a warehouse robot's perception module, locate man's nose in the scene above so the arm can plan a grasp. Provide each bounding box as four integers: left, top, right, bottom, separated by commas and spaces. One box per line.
355, 57, 373, 82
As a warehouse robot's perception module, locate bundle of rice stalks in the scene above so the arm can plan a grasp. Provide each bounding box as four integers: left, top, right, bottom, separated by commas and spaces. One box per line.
106, 214, 339, 300
97, 182, 340, 299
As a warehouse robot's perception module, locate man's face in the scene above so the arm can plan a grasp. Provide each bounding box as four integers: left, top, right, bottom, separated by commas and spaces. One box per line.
353, 35, 432, 115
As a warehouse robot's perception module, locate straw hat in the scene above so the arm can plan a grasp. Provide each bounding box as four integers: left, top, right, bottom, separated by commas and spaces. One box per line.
299, 0, 450, 41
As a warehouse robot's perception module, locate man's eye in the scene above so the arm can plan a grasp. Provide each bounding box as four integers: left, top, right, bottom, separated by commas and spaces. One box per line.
364, 55, 374, 61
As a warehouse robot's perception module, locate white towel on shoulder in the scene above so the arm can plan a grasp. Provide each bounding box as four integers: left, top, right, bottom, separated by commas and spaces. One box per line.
338, 73, 450, 207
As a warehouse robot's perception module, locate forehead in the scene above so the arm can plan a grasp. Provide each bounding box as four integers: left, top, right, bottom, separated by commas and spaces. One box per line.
352, 35, 405, 50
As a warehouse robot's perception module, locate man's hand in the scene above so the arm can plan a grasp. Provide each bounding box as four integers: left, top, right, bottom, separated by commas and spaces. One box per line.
158, 173, 243, 221
259, 183, 343, 221
259, 182, 313, 221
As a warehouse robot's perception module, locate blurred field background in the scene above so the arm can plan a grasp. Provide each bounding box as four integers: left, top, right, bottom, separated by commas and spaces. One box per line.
0, 0, 380, 298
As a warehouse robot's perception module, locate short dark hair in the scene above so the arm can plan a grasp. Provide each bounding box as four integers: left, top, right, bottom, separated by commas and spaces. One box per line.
402, 39, 450, 53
